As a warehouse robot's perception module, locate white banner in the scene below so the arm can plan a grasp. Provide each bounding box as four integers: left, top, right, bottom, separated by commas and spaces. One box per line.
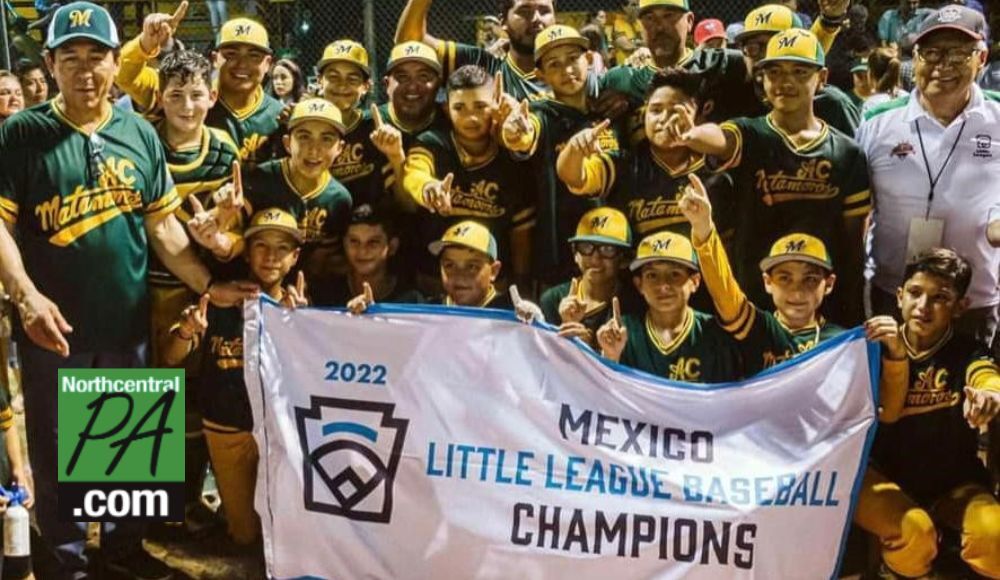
244, 299, 878, 580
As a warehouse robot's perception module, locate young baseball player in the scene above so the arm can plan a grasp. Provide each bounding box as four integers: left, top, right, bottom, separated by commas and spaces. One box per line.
680, 173, 844, 375
118, 7, 283, 166
540, 207, 633, 346
242, 98, 353, 284
501, 24, 621, 285
858, 248, 1000, 579
164, 208, 308, 550
428, 220, 513, 309
403, 64, 534, 295
680, 29, 870, 325
596, 231, 741, 383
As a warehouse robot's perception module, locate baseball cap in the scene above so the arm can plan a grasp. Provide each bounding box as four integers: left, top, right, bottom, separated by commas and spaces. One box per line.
726, 23, 746, 44
288, 98, 346, 133
217, 18, 271, 53
534, 25, 589, 64
694, 19, 727, 46
568, 208, 632, 248
387, 42, 441, 74
638, 0, 690, 15
629, 232, 699, 272
737, 5, 803, 43
914, 5, 986, 44
850, 57, 869, 74
317, 40, 370, 77
428, 221, 498, 261
757, 29, 825, 68
244, 208, 304, 243
758, 233, 833, 272
46, 2, 119, 50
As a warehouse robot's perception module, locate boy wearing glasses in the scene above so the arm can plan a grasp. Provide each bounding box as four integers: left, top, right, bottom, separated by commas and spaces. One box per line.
679, 29, 870, 326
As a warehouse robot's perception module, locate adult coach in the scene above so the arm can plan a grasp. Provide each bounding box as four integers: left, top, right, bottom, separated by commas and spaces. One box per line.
859, 6, 999, 346
0, 3, 253, 578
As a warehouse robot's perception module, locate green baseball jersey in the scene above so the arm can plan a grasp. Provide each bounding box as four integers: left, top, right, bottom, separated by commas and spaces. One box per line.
243, 159, 353, 253
619, 309, 742, 383
540, 281, 611, 334
331, 109, 393, 209
375, 102, 450, 154
205, 87, 284, 168
871, 331, 995, 505
150, 126, 241, 288
196, 304, 252, 430
436, 41, 600, 102
430, 287, 514, 310
405, 128, 535, 276
717, 115, 870, 308
0, 101, 180, 351
518, 98, 622, 283
311, 276, 425, 307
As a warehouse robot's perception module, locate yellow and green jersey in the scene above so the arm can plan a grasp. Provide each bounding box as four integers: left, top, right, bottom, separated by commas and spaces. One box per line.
618, 309, 742, 383
871, 330, 997, 504
191, 303, 252, 431
716, 115, 870, 309
508, 98, 622, 283
694, 228, 844, 375
150, 126, 241, 288
0, 100, 180, 350
331, 108, 392, 209
403, 128, 535, 276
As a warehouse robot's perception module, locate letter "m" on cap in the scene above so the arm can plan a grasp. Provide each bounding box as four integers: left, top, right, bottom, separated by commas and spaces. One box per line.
784, 239, 806, 253
590, 215, 609, 230
754, 11, 773, 26
651, 238, 672, 252
235, 24, 252, 36
452, 225, 471, 237
69, 9, 93, 27
777, 34, 800, 50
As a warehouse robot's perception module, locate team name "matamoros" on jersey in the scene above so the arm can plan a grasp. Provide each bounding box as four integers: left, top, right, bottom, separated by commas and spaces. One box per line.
35, 156, 141, 247
754, 159, 839, 206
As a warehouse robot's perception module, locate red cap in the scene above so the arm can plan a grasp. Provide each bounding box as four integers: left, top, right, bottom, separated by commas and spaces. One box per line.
694, 19, 726, 46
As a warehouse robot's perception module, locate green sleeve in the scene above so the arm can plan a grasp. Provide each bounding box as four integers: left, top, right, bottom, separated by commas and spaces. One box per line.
438, 41, 503, 78
841, 146, 872, 219
540, 283, 569, 325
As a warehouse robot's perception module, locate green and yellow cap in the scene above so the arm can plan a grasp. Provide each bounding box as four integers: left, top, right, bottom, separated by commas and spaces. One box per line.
569, 207, 632, 248
288, 98, 345, 133
759, 233, 833, 272
629, 231, 699, 272
387, 41, 441, 74
758, 28, 825, 68
217, 18, 271, 53
46, 2, 120, 50
638, 0, 690, 15
428, 221, 498, 261
534, 25, 589, 63
317, 40, 370, 77
737, 5, 803, 42
244, 208, 304, 243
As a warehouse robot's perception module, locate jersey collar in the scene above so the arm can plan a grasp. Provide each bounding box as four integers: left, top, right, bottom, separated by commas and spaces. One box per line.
907, 84, 986, 126
387, 103, 436, 135
505, 55, 536, 80
165, 127, 212, 173
220, 86, 265, 121
902, 324, 953, 362
765, 113, 829, 153
51, 96, 114, 135
650, 147, 705, 178
445, 285, 497, 308
280, 158, 331, 201
451, 132, 499, 169
645, 307, 695, 356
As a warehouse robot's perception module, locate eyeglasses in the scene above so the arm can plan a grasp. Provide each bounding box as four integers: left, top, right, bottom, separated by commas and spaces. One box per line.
86, 132, 106, 183
916, 47, 979, 66
573, 242, 623, 259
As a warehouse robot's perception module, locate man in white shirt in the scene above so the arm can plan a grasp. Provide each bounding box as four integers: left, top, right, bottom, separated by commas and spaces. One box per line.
859, 5, 999, 346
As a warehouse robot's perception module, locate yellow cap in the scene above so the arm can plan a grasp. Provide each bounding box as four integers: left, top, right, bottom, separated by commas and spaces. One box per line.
244, 208, 304, 243
629, 231, 699, 272
288, 98, 345, 133
217, 18, 270, 53
534, 25, 589, 63
428, 221, 498, 260
759, 233, 833, 272
758, 28, 825, 68
738, 5, 803, 42
639, 0, 690, 14
387, 41, 441, 74
317, 40, 370, 77
569, 208, 632, 248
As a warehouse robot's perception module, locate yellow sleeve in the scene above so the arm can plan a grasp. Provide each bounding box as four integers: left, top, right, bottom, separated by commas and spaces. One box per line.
692, 228, 757, 341
568, 153, 616, 197
810, 17, 840, 56
966, 359, 1000, 392
0, 405, 12, 431
436, 40, 458, 77
117, 36, 161, 112
402, 146, 437, 208
717, 122, 743, 171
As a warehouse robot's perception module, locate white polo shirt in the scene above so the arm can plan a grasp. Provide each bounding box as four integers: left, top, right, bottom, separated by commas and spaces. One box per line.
858, 85, 1000, 309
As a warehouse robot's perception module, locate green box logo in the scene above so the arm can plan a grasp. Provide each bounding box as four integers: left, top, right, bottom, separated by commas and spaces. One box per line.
57, 369, 185, 520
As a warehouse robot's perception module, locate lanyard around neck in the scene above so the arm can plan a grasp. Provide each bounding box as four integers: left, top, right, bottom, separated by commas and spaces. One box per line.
915, 117, 966, 219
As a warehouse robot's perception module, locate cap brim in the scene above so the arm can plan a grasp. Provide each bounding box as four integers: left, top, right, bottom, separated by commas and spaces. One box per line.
758, 254, 832, 272
629, 255, 698, 272
288, 115, 346, 134
317, 57, 371, 77
851, 66, 869, 73
734, 29, 773, 43
217, 40, 273, 54
535, 38, 590, 63
387, 56, 441, 74
699, 32, 727, 43
568, 234, 631, 248
914, 24, 983, 44
46, 33, 118, 50
756, 55, 824, 68
428, 240, 495, 260
244, 225, 304, 243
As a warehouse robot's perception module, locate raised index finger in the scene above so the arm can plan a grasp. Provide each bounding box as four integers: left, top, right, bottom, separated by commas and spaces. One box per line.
686, 173, 707, 197
593, 119, 611, 134
198, 292, 210, 317
370, 103, 384, 129
612, 296, 622, 326
170, 0, 189, 28
493, 71, 503, 103
509, 284, 522, 305
188, 193, 205, 214
231, 161, 242, 195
